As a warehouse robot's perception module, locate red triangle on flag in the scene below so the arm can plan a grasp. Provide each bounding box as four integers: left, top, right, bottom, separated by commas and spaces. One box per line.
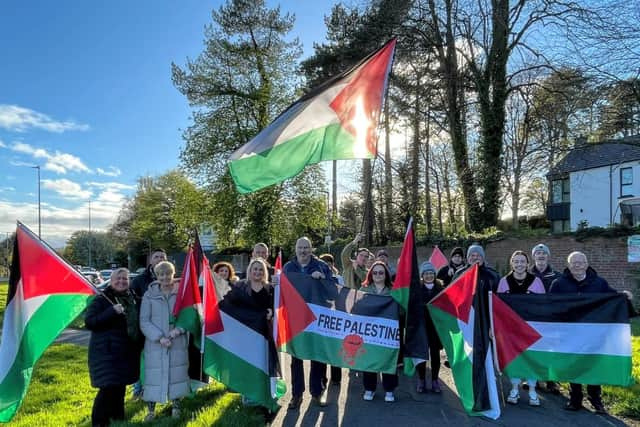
274, 250, 282, 275
276, 273, 316, 347
430, 264, 478, 323
392, 218, 415, 292
329, 39, 396, 156
203, 265, 224, 336
429, 246, 448, 271
16, 223, 95, 300
491, 294, 542, 370
173, 248, 202, 316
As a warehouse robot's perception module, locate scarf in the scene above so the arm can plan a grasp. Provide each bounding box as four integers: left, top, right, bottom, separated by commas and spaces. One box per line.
107, 287, 140, 341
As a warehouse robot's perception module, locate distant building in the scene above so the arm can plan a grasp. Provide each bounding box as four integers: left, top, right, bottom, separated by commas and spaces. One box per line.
547, 135, 640, 232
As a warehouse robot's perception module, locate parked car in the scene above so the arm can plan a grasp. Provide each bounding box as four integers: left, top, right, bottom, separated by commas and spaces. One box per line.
100, 269, 113, 281
97, 273, 138, 291
82, 271, 103, 286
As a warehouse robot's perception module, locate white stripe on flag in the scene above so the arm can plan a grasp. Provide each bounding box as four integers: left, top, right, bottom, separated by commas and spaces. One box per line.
0, 282, 47, 383
206, 311, 269, 374
305, 303, 400, 349
528, 321, 631, 356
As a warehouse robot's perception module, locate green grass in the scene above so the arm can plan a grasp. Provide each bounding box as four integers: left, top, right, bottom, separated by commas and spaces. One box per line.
602, 318, 640, 418
10, 344, 266, 426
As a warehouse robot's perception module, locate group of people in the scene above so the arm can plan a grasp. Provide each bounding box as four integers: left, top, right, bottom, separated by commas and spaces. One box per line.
85, 236, 627, 426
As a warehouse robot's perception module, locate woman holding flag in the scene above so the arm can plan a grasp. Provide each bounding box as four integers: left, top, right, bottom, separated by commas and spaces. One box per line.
85, 267, 143, 427
139, 261, 190, 421
497, 250, 545, 407
360, 261, 399, 402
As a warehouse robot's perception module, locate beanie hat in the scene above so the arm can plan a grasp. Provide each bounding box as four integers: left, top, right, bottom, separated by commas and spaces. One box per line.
450, 247, 464, 258
467, 245, 485, 260
531, 243, 550, 258
420, 262, 436, 275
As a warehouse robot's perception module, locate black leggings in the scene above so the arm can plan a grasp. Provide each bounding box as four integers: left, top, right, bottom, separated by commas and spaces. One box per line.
416, 345, 441, 381
92, 385, 126, 427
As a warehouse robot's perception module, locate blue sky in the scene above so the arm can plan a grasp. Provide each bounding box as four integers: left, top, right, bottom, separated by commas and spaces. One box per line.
0, 0, 341, 246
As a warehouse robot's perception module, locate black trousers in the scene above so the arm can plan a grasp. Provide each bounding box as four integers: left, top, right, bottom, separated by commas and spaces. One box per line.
188, 335, 209, 382
330, 365, 342, 383
416, 345, 441, 381
291, 357, 326, 397
92, 385, 126, 427
362, 371, 398, 392
569, 383, 602, 405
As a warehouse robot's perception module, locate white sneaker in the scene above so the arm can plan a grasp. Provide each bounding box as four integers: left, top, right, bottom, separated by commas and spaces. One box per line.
363, 390, 375, 401
529, 391, 541, 406
507, 388, 519, 404
384, 392, 395, 402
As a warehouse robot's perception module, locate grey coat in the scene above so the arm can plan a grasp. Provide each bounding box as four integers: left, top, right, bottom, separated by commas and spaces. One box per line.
139, 282, 190, 403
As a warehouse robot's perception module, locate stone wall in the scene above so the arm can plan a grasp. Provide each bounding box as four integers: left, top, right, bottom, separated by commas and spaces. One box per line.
374, 235, 638, 292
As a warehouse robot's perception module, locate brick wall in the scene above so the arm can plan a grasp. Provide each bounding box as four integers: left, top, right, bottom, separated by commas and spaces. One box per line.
374, 235, 638, 292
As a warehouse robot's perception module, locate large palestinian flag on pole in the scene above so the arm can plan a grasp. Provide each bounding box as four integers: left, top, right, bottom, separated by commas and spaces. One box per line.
428, 265, 500, 419
492, 293, 633, 386
391, 218, 428, 375
229, 39, 396, 194
276, 272, 399, 373
0, 222, 96, 422
202, 271, 279, 411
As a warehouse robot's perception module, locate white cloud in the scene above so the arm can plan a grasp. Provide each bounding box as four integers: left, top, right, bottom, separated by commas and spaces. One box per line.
0, 104, 89, 133
96, 166, 122, 177
86, 181, 136, 191
0, 195, 127, 248
0, 186, 15, 193
7, 142, 91, 174
0, 140, 5, 148
42, 178, 92, 200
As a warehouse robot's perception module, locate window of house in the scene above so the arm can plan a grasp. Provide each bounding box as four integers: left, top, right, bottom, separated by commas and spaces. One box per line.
551, 178, 570, 203
621, 167, 633, 197
552, 219, 571, 233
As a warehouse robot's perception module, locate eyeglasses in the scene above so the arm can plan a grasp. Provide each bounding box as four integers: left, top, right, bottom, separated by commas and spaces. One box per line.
372, 270, 386, 276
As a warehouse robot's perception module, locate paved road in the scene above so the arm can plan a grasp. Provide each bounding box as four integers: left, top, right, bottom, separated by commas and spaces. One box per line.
272, 356, 637, 427
56, 330, 636, 427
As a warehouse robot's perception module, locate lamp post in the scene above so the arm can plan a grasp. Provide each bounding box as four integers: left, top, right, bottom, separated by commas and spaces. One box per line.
31, 165, 41, 238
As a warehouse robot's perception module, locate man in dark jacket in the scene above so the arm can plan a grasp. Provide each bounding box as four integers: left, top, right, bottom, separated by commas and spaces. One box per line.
528, 243, 562, 394
549, 251, 616, 414
436, 247, 465, 287
283, 237, 336, 409
453, 245, 500, 293
529, 243, 561, 292
130, 248, 167, 297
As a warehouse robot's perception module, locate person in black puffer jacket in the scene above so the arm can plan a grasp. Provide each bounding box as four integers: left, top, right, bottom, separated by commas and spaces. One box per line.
85, 267, 143, 427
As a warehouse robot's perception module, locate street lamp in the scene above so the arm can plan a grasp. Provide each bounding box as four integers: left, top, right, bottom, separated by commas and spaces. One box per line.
30, 165, 41, 238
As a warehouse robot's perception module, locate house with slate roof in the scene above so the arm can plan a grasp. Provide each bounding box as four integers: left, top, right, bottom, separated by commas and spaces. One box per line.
547, 135, 640, 232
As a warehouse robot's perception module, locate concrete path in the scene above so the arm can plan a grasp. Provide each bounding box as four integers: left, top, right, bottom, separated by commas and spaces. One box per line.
56, 328, 90, 346
55, 331, 636, 427
272, 356, 637, 427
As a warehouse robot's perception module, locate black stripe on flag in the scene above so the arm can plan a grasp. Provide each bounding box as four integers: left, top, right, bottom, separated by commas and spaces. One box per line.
498, 293, 629, 324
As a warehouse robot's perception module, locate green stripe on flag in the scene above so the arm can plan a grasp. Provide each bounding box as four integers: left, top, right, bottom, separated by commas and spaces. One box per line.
282, 331, 398, 374
204, 339, 278, 412
0, 294, 92, 422
429, 305, 476, 415
176, 306, 201, 348
229, 124, 364, 194
505, 350, 633, 386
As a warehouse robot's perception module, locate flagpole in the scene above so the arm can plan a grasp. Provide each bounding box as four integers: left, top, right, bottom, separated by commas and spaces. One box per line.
488, 291, 505, 408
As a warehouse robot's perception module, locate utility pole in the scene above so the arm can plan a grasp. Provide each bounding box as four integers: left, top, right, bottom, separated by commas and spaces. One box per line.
88, 200, 92, 268
31, 165, 41, 238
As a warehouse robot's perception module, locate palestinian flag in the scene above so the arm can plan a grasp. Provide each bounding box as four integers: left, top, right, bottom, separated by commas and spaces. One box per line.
229, 39, 396, 194
428, 265, 500, 419
202, 268, 279, 411
492, 293, 633, 386
391, 218, 428, 375
428, 246, 448, 271
0, 222, 95, 422
276, 272, 399, 373
173, 245, 203, 345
